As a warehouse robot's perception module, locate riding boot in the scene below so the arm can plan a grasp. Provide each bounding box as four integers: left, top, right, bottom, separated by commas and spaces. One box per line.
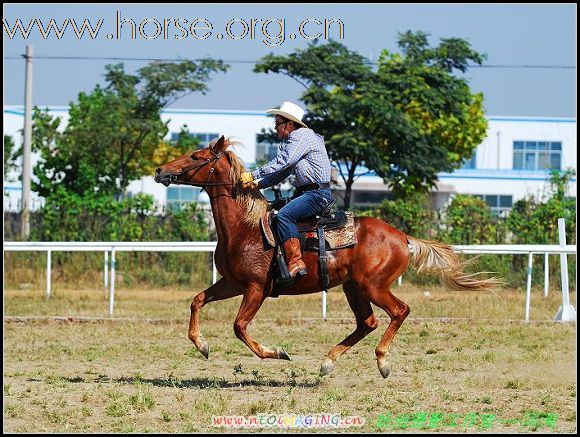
282, 238, 307, 278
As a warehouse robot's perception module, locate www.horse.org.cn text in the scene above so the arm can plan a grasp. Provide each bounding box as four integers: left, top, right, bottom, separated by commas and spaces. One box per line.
3, 11, 345, 46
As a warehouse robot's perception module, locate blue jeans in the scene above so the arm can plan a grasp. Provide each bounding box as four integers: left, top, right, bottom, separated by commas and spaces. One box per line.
275, 188, 335, 243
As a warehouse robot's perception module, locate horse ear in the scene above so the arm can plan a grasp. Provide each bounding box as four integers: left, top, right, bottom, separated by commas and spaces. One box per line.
213, 135, 226, 152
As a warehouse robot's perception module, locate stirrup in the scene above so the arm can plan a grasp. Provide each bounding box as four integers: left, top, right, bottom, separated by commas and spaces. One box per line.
290, 266, 308, 278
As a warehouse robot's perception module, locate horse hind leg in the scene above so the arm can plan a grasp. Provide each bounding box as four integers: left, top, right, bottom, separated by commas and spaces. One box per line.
320, 280, 378, 376
359, 281, 410, 378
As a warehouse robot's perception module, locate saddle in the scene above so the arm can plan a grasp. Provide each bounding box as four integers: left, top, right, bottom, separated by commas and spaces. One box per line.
260, 195, 357, 292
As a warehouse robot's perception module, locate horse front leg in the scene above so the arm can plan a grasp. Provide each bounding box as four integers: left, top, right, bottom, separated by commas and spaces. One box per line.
233, 284, 291, 361
189, 278, 242, 359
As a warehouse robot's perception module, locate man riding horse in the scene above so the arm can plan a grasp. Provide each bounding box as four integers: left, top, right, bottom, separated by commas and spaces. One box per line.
155, 112, 501, 378
240, 101, 336, 279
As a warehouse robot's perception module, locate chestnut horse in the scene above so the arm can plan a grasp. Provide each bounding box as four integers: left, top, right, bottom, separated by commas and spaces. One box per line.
154, 136, 499, 378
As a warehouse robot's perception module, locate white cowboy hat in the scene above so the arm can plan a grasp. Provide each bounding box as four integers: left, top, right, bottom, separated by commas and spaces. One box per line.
266, 101, 308, 128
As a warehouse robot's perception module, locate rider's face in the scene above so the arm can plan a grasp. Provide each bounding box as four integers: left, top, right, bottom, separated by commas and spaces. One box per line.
274, 116, 290, 139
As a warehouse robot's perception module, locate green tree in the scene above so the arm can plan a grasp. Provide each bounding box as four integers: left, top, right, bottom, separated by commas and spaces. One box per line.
440, 194, 497, 245
31, 189, 210, 243
3, 134, 21, 182
364, 31, 488, 197
32, 60, 228, 199
507, 169, 576, 244
357, 191, 437, 238
143, 125, 200, 175
254, 33, 487, 208
255, 40, 373, 208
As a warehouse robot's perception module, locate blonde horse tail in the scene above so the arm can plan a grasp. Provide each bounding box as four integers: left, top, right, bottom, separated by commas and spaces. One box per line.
407, 236, 502, 291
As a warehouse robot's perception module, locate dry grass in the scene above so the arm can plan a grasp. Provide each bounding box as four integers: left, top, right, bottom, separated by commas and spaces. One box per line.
3, 285, 577, 433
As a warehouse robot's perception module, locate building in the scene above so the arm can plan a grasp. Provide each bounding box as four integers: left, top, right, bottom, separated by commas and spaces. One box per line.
3, 106, 577, 214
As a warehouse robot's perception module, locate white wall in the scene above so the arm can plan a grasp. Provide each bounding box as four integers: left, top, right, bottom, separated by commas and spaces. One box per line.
478, 116, 576, 171
436, 116, 577, 201
4, 107, 577, 212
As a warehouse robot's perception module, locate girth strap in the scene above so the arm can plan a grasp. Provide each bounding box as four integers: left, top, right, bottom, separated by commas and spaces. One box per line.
317, 224, 330, 291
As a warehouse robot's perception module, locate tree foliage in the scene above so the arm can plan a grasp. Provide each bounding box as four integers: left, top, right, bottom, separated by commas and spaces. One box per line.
254, 33, 488, 207
31, 189, 209, 242
507, 169, 576, 245
3, 134, 20, 182
439, 194, 498, 245
356, 192, 437, 239
142, 125, 201, 175
31, 60, 228, 199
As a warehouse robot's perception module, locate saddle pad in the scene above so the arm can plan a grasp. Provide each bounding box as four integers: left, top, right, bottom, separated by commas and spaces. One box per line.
260, 211, 357, 250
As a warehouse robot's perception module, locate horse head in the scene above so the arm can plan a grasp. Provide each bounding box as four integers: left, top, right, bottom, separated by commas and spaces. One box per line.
154, 135, 234, 187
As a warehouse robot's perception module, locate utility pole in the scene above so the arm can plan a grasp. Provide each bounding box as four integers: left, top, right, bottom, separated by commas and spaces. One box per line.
21, 45, 33, 240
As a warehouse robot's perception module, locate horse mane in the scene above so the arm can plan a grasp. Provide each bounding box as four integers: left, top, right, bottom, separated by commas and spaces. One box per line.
208, 137, 268, 227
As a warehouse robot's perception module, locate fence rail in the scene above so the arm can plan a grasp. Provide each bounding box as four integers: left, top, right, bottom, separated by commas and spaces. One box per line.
4, 241, 576, 322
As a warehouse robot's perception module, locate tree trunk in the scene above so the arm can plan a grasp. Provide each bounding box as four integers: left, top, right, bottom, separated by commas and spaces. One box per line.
337, 159, 358, 211
343, 178, 354, 210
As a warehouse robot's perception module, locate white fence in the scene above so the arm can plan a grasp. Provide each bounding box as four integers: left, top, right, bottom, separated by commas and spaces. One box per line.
4, 241, 218, 317
4, 241, 576, 322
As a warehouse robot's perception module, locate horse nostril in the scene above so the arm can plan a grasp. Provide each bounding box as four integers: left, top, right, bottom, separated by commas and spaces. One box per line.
155, 168, 161, 176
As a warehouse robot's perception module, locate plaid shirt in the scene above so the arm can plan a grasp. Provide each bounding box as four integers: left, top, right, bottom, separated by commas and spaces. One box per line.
252, 127, 332, 188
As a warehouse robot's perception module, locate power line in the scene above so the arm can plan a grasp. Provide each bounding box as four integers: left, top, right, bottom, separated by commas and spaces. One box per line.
3, 55, 576, 69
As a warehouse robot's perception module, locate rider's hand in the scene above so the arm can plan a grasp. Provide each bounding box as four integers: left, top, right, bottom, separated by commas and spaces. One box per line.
241, 172, 257, 189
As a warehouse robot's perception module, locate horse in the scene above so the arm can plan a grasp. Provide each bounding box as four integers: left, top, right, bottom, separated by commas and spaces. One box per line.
154, 136, 500, 378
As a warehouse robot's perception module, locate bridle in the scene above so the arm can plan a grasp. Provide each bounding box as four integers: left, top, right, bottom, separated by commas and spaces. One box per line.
165, 148, 258, 225
168, 151, 237, 188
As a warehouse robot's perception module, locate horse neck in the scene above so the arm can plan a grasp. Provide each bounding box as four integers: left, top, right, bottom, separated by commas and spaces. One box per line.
206, 187, 255, 245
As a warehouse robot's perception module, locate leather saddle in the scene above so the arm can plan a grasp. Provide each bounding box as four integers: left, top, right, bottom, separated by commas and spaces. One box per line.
260, 204, 356, 252
260, 195, 357, 292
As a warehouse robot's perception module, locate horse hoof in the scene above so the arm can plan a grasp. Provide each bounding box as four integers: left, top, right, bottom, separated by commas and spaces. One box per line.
198, 341, 210, 359
320, 358, 335, 376
377, 358, 392, 379
276, 347, 291, 361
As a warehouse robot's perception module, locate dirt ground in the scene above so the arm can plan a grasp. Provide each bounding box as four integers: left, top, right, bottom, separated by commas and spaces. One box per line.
3, 286, 577, 433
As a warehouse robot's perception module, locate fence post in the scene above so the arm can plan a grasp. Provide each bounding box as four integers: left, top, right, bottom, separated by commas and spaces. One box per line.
322, 290, 327, 321
524, 252, 533, 322
109, 247, 116, 317
544, 253, 549, 298
554, 218, 576, 322
46, 250, 51, 298
212, 250, 217, 284
104, 251, 108, 289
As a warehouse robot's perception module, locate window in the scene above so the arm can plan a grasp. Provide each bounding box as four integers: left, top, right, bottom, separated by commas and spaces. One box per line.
262, 187, 294, 201
353, 191, 393, 206
460, 153, 477, 169
256, 135, 279, 165
513, 140, 562, 170
166, 186, 200, 210
170, 132, 220, 148
473, 194, 513, 216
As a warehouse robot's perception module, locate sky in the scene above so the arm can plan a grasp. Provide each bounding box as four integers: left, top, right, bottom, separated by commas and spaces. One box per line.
3, 3, 577, 117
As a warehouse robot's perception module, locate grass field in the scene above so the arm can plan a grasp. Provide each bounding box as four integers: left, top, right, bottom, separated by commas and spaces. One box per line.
3, 284, 577, 433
